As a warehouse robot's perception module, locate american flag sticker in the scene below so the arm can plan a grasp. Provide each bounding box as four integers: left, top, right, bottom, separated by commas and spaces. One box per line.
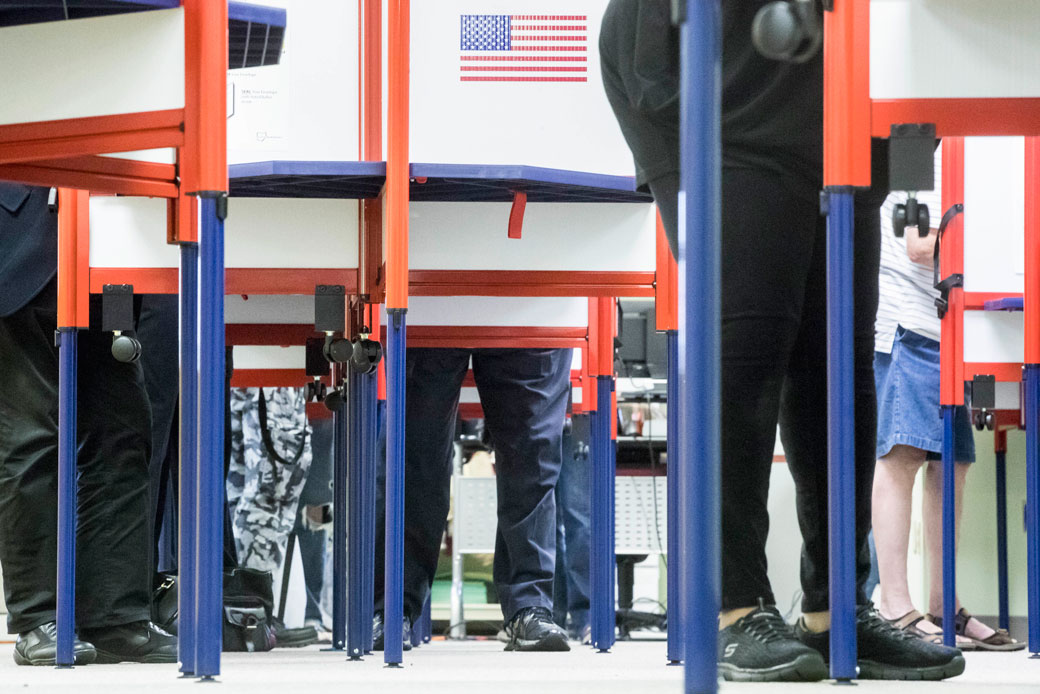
459, 14, 588, 83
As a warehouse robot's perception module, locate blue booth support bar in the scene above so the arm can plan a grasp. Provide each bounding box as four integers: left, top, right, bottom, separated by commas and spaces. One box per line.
678, 1, 722, 692
590, 375, 615, 652
995, 444, 1010, 632
332, 388, 348, 651
941, 406, 957, 648
348, 370, 365, 658
1025, 364, 1040, 655
55, 327, 78, 668
384, 309, 407, 666
363, 374, 380, 653
665, 329, 681, 664
195, 194, 226, 680
177, 242, 199, 675
824, 189, 857, 680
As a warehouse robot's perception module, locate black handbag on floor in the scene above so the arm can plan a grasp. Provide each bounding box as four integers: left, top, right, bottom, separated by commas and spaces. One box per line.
152, 567, 278, 653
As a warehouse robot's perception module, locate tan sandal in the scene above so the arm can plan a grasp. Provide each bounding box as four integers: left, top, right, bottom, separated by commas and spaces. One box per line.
930, 608, 1025, 652
886, 610, 944, 645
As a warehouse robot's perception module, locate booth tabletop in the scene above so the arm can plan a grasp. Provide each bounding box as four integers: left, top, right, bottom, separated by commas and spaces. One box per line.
229, 160, 653, 204
0, 0, 285, 68
983, 297, 1025, 312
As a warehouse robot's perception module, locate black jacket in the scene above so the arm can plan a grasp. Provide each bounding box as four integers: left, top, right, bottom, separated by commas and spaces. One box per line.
0, 183, 58, 318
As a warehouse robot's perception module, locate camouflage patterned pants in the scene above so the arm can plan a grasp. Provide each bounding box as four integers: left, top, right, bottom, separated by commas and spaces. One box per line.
227, 387, 312, 574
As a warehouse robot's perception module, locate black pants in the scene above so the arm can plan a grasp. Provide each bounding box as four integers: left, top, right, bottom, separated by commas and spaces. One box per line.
374, 348, 573, 623
0, 280, 153, 633
720, 168, 881, 612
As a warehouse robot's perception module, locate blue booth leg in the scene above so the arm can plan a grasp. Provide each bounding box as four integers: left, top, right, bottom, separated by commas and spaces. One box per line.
678, 1, 722, 692
195, 195, 226, 679
178, 243, 199, 676
363, 380, 381, 653
384, 309, 407, 666
824, 189, 857, 681
1025, 364, 1040, 655
348, 371, 366, 659
56, 328, 78, 668
590, 375, 616, 652
941, 406, 957, 648
665, 330, 682, 665
332, 397, 348, 650
995, 447, 1010, 632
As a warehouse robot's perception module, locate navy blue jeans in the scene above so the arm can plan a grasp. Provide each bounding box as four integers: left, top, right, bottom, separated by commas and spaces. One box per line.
374, 348, 573, 623
553, 414, 591, 634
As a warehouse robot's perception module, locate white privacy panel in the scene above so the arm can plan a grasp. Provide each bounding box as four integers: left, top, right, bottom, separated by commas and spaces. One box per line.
402, 296, 589, 328
89, 197, 180, 269
227, 0, 360, 164
963, 137, 1025, 294
0, 9, 185, 127
90, 197, 359, 270
963, 311, 1024, 365
992, 382, 1021, 410
226, 295, 314, 324
232, 345, 305, 369
410, 202, 655, 272
409, 0, 635, 176
224, 198, 359, 268
870, 1, 1040, 100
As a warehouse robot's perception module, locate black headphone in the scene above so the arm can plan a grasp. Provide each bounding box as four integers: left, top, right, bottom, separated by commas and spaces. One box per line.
752, 0, 823, 64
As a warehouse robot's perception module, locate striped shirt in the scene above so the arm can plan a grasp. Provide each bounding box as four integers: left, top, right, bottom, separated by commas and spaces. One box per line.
875, 148, 943, 353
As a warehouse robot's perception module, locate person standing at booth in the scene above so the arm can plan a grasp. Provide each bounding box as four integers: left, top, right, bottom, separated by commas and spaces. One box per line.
600, 0, 964, 681
0, 182, 176, 665
871, 149, 1023, 651
373, 348, 573, 652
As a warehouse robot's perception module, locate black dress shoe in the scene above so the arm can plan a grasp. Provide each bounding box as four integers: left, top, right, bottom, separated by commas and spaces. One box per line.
14, 622, 96, 666
372, 612, 412, 652
504, 607, 570, 652
271, 615, 319, 648
79, 621, 178, 664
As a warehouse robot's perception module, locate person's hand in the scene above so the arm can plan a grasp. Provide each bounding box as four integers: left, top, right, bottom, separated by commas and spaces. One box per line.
905, 227, 938, 266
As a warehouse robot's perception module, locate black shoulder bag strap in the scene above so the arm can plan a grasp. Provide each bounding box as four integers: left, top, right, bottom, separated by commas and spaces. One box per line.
257, 389, 308, 466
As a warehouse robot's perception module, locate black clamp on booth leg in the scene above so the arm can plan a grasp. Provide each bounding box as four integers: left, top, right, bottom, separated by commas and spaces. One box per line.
349, 328, 382, 375
971, 375, 997, 431
315, 285, 352, 364
931, 203, 966, 320
305, 336, 329, 403
314, 285, 351, 411
889, 123, 937, 238
102, 284, 141, 363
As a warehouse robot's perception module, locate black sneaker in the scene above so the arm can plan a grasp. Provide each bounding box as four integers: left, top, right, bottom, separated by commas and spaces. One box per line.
794, 604, 965, 681
271, 615, 318, 648
718, 602, 828, 682
372, 612, 412, 652
78, 620, 178, 664
14, 622, 96, 666
504, 607, 570, 652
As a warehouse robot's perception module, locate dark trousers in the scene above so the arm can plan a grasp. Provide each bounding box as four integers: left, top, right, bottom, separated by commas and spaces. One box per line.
297, 415, 334, 623
137, 294, 181, 572
374, 348, 573, 623
720, 167, 881, 612
0, 280, 152, 633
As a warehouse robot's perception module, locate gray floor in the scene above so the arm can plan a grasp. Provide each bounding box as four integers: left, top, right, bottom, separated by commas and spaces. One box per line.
1, 639, 1038, 693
